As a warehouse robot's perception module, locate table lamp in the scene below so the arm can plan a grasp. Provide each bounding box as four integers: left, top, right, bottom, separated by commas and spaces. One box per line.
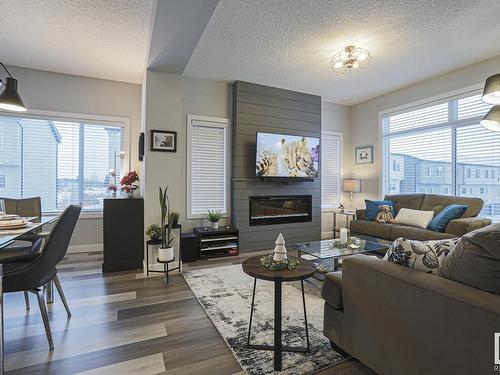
343, 178, 361, 201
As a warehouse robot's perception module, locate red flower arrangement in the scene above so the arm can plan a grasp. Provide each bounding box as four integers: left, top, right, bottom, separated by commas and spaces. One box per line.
108, 184, 117, 192
120, 171, 139, 193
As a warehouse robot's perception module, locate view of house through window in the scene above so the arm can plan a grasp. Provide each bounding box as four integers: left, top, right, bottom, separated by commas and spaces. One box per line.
382, 93, 500, 220
0, 115, 125, 212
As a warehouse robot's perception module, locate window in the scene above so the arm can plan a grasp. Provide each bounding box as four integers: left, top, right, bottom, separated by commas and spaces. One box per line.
0, 115, 125, 212
187, 115, 229, 219
321, 131, 342, 209
382, 92, 500, 220
0, 174, 5, 188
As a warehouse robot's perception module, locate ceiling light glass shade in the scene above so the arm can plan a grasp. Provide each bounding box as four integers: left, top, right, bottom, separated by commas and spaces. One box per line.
482, 73, 500, 105
331, 45, 371, 73
0, 77, 26, 112
480, 106, 500, 132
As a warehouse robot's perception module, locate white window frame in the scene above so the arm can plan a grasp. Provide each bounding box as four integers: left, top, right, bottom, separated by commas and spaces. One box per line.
0, 108, 130, 217
321, 130, 343, 211
186, 114, 230, 220
379, 83, 489, 195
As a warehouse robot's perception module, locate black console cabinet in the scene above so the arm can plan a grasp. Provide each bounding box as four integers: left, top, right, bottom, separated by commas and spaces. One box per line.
103, 197, 144, 272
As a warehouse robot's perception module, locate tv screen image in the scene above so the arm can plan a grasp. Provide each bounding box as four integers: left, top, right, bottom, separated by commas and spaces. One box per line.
256, 132, 320, 178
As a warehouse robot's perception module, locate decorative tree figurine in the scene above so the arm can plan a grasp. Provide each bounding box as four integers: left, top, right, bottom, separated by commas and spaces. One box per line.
273, 233, 287, 262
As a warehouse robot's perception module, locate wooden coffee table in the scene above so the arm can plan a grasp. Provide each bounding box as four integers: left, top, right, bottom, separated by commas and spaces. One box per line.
242, 255, 315, 371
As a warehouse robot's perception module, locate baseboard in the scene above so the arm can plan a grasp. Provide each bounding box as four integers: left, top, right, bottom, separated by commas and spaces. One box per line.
68, 244, 103, 254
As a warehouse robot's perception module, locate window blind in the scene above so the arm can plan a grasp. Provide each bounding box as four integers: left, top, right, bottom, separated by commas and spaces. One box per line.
382, 91, 497, 220
188, 117, 229, 217
321, 131, 341, 208
0, 115, 124, 212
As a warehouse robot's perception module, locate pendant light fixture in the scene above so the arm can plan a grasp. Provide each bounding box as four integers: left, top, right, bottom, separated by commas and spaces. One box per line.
480, 105, 500, 132
0, 62, 27, 112
482, 73, 500, 105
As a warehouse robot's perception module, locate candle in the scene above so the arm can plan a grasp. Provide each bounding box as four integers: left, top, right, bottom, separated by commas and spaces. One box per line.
340, 228, 348, 245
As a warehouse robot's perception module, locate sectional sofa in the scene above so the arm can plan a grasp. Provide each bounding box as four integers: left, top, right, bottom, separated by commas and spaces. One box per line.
350, 193, 491, 241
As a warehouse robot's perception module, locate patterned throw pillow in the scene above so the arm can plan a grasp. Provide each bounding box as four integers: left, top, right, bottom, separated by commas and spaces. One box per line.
383, 237, 459, 274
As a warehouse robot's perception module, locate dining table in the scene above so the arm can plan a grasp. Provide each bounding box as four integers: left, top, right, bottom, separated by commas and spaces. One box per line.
0, 215, 58, 375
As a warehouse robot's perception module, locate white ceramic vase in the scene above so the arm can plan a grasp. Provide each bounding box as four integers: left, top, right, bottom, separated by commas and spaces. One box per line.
211, 221, 219, 230
158, 246, 174, 262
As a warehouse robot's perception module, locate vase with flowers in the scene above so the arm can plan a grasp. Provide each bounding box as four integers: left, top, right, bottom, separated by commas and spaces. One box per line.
120, 171, 139, 198
108, 184, 117, 198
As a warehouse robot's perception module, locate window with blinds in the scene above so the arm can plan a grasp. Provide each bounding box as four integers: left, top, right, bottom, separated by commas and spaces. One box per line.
382, 92, 499, 220
321, 131, 342, 209
0, 115, 125, 212
187, 115, 229, 219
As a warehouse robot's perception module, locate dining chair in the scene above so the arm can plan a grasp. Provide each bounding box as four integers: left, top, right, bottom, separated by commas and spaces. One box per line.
1, 205, 81, 349
0, 197, 46, 309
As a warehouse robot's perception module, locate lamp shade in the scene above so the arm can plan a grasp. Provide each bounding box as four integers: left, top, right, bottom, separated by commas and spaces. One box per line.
482, 73, 500, 105
480, 106, 500, 132
343, 178, 361, 193
0, 77, 27, 112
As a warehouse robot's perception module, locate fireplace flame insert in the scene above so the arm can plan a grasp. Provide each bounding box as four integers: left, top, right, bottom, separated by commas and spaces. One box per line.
249, 195, 312, 226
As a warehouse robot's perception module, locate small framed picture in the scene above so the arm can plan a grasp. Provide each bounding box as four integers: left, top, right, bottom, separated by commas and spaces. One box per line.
355, 145, 373, 164
151, 130, 177, 152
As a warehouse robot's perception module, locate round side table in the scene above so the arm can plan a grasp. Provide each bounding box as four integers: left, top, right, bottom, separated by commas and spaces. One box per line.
242, 255, 315, 372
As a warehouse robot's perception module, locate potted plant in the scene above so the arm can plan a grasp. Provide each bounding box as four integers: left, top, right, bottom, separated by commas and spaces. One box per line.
120, 171, 139, 198
146, 224, 162, 244
108, 184, 117, 198
158, 186, 175, 261
204, 209, 223, 230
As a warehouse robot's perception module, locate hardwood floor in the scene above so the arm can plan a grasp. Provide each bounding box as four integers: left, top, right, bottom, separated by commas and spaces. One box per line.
4, 251, 375, 374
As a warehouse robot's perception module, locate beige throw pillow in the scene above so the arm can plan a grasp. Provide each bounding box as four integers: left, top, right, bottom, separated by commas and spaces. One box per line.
393, 208, 434, 229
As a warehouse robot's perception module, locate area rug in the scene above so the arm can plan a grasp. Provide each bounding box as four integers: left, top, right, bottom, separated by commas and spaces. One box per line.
183, 265, 344, 374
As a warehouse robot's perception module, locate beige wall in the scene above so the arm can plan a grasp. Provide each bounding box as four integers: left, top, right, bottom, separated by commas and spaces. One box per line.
5, 66, 142, 250
349, 55, 500, 210
142, 72, 231, 238
321, 101, 351, 237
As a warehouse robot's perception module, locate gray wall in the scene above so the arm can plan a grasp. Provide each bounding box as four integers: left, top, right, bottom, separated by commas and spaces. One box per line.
349, 54, 500, 209
232, 81, 321, 251
4, 65, 142, 251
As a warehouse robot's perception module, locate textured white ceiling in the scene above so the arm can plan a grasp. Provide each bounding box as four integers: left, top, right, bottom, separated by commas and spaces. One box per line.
0, 0, 153, 83
184, 0, 500, 105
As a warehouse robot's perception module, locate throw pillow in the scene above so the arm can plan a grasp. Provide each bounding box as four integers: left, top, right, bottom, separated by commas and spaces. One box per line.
440, 223, 500, 295
365, 200, 394, 221
393, 208, 434, 229
427, 204, 468, 232
384, 237, 459, 274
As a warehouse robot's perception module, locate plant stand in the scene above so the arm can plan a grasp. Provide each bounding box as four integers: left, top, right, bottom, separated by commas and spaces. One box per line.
156, 257, 179, 284
145, 224, 182, 276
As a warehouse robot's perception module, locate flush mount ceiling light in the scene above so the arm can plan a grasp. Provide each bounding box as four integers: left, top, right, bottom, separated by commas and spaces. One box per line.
0, 62, 27, 112
330, 45, 371, 73
482, 73, 500, 105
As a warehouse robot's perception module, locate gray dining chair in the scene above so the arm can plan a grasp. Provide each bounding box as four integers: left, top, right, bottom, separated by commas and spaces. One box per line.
1, 205, 81, 349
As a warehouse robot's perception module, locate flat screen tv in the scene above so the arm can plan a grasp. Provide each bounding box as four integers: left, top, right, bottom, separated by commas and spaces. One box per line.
256, 132, 320, 178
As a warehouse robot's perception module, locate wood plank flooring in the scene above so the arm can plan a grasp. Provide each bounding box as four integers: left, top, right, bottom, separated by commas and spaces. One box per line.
4, 251, 375, 374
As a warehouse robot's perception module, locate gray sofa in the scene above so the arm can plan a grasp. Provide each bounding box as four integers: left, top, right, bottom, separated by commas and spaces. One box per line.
350, 194, 491, 241
322, 255, 500, 375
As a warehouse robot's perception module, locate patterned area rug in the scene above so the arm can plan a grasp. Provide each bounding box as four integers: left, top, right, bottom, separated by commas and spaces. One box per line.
183, 264, 344, 374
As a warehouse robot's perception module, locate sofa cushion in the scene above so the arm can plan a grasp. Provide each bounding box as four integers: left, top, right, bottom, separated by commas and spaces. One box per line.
440, 223, 500, 295
384, 237, 459, 274
384, 194, 425, 214
391, 225, 456, 241
427, 204, 468, 232
420, 194, 483, 218
321, 271, 343, 309
393, 208, 434, 229
365, 200, 395, 221
350, 220, 393, 240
